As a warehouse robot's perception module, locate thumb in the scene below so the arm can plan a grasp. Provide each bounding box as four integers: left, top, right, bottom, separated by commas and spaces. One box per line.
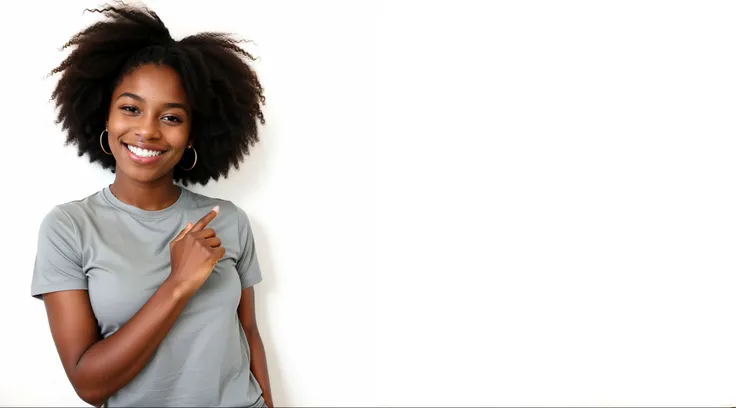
172, 222, 193, 243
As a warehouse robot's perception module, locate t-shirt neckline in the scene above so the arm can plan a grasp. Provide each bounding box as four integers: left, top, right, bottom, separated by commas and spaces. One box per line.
101, 185, 190, 219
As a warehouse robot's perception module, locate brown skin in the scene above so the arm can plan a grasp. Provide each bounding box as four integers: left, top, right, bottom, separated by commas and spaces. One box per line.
106, 63, 191, 209
41, 64, 273, 407
239, 287, 274, 408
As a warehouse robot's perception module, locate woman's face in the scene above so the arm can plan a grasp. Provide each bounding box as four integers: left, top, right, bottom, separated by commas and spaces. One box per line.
106, 63, 192, 184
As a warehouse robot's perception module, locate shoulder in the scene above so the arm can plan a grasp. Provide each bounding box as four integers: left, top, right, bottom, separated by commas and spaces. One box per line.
38, 190, 105, 233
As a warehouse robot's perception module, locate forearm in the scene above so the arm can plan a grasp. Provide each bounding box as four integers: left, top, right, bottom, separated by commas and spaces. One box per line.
246, 328, 273, 407
71, 280, 192, 405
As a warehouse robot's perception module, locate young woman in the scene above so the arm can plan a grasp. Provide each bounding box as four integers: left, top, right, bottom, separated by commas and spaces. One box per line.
30, 3, 272, 407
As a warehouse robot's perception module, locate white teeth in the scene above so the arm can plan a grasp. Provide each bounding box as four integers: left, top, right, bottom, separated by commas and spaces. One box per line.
126, 144, 163, 158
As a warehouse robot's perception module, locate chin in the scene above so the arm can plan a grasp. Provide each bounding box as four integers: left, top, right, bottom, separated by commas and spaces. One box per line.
117, 165, 172, 184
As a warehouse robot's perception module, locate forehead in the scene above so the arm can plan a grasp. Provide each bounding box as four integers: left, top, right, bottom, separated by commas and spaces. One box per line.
113, 63, 188, 103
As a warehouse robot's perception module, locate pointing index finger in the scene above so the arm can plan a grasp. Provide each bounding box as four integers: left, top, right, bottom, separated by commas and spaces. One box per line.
191, 205, 220, 232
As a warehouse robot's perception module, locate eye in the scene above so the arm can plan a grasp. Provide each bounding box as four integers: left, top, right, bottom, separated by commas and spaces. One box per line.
120, 105, 140, 114
162, 115, 183, 124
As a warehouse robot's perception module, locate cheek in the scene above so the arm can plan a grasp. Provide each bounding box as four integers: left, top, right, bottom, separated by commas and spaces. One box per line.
164, 125, 191, 149
106, 113, 129, 139
163, 128, 191, 163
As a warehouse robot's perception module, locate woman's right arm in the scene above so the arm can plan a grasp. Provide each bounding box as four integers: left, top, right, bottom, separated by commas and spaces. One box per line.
41, 207, 224, 407
43, 280, 191, 407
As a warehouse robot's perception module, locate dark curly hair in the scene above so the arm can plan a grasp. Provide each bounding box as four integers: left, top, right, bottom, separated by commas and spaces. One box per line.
49, 1, 265, 185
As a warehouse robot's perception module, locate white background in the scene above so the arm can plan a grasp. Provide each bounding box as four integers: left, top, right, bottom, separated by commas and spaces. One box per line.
2, 0, 736, 407
376, 1, 736, 407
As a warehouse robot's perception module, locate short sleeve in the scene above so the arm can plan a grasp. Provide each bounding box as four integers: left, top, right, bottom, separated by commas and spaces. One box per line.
235, 207, 263, 289
31, 206, 86, 300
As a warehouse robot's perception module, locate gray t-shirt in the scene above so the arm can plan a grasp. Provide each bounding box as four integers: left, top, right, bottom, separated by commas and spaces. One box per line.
31, 186, 265, 407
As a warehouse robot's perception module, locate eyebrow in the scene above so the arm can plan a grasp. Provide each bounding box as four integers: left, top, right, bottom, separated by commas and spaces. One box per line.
117, 92, 189, 111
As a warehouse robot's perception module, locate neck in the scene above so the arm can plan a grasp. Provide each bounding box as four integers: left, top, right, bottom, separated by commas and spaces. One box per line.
110, 172, 181, 211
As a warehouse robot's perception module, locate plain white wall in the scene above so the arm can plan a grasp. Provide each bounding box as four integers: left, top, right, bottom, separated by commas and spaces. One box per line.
375, 1, 736, 407
0, 0, 376, 406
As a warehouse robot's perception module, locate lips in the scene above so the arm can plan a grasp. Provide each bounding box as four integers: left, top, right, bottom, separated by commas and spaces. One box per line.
126, 144, 165, 157
123, 143, 168, 164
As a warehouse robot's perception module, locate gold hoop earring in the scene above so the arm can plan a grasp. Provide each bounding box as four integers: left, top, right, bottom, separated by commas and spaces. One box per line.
181, 146, 197, 171
99, 129, 112, 155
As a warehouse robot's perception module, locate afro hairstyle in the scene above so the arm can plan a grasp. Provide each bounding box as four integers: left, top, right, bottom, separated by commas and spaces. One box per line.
49, 1, 266, 185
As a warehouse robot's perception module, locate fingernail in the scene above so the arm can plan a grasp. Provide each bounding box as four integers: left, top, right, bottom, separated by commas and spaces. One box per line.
212, 205, 220, 214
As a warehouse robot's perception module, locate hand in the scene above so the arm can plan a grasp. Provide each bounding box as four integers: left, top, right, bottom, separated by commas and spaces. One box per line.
167, 206, 225, 296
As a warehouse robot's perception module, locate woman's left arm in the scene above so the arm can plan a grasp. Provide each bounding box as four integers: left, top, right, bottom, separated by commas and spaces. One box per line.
238, 286, 274, 408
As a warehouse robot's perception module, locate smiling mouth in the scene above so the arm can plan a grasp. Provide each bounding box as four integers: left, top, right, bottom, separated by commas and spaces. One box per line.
124, 143, 167, 158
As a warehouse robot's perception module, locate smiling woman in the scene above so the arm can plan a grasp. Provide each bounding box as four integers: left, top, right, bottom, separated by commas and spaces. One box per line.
32, 2, 272, 407
107, 65, 193, 182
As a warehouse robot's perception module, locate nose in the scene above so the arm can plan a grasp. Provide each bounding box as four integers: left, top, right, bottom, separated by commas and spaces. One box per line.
135, 115, 160, 139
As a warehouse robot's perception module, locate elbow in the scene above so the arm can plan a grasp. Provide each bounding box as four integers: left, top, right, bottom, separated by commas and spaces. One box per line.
66, 358, 109, 406
75, 387, 107, 408
70, 375, 107, 407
